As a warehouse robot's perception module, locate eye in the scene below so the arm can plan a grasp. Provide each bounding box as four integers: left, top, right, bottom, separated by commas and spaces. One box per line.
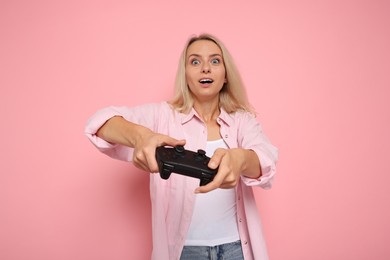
211, 58, 220, 64
191, 59, 200, 65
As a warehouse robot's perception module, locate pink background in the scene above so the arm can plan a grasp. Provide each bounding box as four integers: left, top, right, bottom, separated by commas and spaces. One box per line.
1, 0, 389, 259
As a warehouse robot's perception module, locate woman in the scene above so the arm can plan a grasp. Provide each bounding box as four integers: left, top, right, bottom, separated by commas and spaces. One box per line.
85, 33, 278, 260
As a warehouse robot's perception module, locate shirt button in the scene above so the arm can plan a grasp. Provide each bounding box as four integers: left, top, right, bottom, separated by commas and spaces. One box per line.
239, 218, 242, 222
225, 134, 228, 138
244, 241, 248, 245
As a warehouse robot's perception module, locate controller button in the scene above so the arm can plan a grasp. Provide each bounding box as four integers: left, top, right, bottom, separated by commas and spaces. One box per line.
197, 149, 206, 156
174, 146, 185, 153
164, 163, 175, 171
195, 150, 206, 161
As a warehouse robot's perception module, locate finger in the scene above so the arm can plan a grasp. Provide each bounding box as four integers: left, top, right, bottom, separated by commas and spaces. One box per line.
133, 151, 148, 170
194, 180, 220, 193
208, 148, 225, 169
144, 149, 159, 173
194, 168, 227, 193
160, 136, 186, 148
133, 160, 150, 172
133, 149, 157, 172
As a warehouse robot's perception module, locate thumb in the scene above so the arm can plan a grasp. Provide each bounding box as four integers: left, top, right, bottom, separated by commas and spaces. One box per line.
161, 137, 186, 147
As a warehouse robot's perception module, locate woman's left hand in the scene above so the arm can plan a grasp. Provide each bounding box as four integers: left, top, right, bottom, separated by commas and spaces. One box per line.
194, 148, 261, 193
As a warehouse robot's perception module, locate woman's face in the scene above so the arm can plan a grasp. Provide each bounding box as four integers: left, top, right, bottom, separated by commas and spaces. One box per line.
185, 40, 226, 103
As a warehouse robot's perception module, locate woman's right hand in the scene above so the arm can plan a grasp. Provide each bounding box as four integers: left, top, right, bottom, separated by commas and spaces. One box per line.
131, 126, 186, 173
96, 116, 185, 173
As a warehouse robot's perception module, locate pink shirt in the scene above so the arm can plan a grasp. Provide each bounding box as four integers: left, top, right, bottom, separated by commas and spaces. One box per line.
85, 101, 278, 260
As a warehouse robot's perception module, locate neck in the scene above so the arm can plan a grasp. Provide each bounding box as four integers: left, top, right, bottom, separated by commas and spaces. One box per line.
193, 100, 220, 123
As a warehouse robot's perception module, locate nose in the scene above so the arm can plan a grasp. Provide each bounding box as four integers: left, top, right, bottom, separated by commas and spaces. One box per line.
201, 62, 210, 73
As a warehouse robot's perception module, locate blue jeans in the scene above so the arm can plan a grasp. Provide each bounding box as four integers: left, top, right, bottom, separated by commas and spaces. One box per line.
180, 240, 244, 260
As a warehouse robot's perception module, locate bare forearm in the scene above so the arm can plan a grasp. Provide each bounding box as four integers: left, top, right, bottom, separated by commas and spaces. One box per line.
96, 116, 186, 172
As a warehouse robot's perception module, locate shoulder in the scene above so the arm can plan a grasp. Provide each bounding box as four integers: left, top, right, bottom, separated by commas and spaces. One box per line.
231, 109, 256, 119
224, 109, 257, 125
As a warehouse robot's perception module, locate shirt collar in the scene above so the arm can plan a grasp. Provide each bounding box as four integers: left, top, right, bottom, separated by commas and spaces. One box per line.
180, 106, 233, 126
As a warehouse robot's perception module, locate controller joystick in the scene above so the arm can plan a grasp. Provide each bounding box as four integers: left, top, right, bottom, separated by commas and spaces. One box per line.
195, 149, 206, 160
155, 145, 218, 186
174, 146, 185, 153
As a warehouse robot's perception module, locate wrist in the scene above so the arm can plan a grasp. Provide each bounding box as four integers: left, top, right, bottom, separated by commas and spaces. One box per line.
233, 148, 261, 179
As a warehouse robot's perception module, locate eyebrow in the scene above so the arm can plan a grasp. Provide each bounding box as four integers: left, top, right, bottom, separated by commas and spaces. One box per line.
187, 53, 223, 59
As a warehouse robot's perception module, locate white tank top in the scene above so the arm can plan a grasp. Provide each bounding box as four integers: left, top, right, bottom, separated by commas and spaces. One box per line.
184, 139, 240, 246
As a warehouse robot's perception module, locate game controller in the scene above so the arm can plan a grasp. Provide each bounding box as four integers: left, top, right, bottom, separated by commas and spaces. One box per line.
155, 145, 218, 186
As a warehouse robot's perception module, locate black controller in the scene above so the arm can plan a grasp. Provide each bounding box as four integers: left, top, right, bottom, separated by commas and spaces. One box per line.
155, 145, 218, 186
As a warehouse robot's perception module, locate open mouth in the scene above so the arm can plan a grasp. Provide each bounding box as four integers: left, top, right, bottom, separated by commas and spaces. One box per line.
199, 78, 214, 84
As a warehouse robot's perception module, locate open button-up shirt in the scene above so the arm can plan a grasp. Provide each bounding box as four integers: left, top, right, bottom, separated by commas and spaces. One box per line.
85, 101, 278, 260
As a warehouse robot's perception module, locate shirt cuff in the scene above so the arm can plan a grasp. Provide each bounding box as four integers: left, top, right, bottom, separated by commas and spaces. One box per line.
241, 148, 277, 189
84, 107, 123, 149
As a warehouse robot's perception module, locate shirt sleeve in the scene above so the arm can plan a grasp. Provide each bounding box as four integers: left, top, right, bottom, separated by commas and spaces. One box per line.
238, 112, 279, 189
84, 102, 163, 162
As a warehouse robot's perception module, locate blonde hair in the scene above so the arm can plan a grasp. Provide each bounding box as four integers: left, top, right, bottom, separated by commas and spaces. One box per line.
169, 33, 254, 114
